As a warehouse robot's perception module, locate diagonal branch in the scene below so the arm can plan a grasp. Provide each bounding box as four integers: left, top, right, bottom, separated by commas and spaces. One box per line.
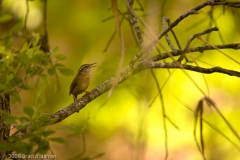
11, 59, 240, 138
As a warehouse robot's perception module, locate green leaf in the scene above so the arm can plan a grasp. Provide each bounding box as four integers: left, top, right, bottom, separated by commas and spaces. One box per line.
20, 83, 31, 90
30, 34, 40, 47
20, 43, 28, 53
0, 75, 7, 83
55, 54, 67, 60
35, 83, 47, 107
0, 84, 7, 93
40, 74, 50, 84
2, 114, 17, 124
23, 107, 35, 118
0, 142, 15, 151
55, 63, 65, 67
36, 139, 49, 154
0, 45, 5, 52
41, 130, 55, 137
14, 142, 29, 154
52, 46, 60, 53
31, 52, 45, 63
49, 137, 65, 144
16, 125, 25, 130
17, 52, 29, 65
9, 76, 22, 86
57, 68, 74, 76
8, 135, 21, 142
19, 117, 30, 123
10, 91, 21, 104
10, 22, 24, 32
48, 67, 56, 76
0, 14, 13, 23
2, 51, 14, 66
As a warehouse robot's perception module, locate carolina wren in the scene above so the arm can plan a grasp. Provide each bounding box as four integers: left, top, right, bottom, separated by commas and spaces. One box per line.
69, 63, 96, 101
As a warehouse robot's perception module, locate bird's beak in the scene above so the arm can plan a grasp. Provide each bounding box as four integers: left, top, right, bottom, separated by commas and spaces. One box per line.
90, 63, 97, 67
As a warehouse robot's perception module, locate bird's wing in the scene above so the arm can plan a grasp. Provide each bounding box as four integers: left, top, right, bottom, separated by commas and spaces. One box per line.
69, 77, 77, 95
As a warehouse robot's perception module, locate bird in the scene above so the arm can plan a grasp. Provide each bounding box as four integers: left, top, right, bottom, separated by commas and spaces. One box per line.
69, 63, 96, 101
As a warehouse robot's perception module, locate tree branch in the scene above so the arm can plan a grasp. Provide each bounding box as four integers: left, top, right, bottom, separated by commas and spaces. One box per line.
129, 1, 240, 65
151, 43, 240, 62
12, 57, 240, 138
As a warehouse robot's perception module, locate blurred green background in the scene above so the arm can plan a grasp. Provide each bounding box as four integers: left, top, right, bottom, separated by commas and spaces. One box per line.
2, 0, 240, 159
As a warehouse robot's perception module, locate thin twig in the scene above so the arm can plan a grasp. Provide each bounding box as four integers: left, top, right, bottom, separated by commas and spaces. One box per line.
151, 62, 240, 77
128, 0, 145, 48
198, 36, 240, 65
151, 43, 240, 62
103, 17, 124, 52
177, 27, 219, 62
193, 100, 207, 160
162, 17, 177, 52
166, 17, 182, 50
174, 95, 240, 152
148, 69, 176, 108
24, 0, 29, 30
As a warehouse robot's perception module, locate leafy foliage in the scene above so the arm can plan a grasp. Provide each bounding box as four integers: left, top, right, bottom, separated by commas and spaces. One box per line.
0, 106, 65, 154
0, 33, 73, 104
0, 5, 72, 156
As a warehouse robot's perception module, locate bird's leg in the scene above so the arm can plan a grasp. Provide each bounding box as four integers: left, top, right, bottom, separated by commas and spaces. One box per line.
73, 95, 80, 113
73, 95, 77, 101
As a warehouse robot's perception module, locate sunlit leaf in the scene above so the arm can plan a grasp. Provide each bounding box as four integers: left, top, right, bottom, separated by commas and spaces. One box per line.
3, 51, 14, 66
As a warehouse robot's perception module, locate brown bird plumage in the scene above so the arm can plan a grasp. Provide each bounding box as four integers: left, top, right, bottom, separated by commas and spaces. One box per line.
69, 63, 96, 101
